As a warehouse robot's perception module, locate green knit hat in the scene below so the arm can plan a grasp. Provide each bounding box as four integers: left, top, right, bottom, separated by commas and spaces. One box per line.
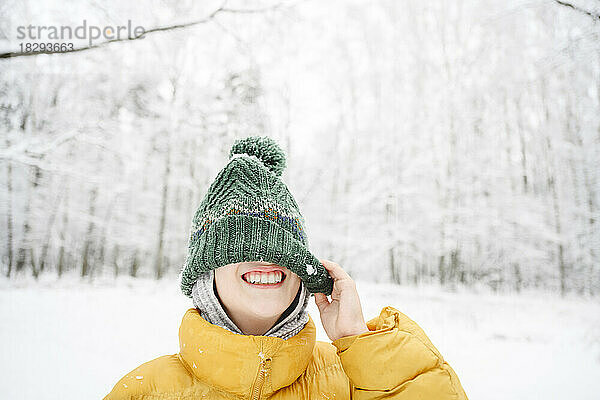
179, 136, 334, 297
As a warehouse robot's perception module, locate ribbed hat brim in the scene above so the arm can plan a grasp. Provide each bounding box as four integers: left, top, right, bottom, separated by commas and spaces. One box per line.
180, 214, 334, 297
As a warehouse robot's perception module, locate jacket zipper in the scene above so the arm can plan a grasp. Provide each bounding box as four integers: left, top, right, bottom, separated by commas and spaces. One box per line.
251, 356, 272, 400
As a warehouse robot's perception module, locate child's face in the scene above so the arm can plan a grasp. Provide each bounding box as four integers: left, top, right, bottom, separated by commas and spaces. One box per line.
214, 261, 302, 321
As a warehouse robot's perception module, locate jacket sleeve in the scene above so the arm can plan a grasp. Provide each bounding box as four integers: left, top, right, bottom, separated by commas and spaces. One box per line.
330, 306, 468, 399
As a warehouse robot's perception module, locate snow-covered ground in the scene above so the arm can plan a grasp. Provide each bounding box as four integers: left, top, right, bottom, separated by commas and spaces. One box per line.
1, 276, 599, 400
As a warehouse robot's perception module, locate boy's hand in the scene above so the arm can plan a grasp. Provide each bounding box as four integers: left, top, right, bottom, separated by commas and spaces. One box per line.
314, 259, 369, 342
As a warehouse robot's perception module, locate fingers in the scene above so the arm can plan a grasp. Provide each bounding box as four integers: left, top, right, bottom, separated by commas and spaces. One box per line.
319, 259, 353, 283
314, 292, 330, 311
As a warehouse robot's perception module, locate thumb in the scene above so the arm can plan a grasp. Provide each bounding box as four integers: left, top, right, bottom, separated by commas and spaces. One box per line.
314, 293, 330, 312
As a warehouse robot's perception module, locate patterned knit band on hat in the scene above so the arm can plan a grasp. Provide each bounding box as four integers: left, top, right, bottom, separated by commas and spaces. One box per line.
179, 136, 334, 297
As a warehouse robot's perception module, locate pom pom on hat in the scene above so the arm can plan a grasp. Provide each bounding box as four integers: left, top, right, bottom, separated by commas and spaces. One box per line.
229, 136, 287, 177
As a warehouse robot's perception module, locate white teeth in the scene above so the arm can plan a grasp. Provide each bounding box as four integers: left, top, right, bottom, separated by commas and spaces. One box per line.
244, 271, 283, 284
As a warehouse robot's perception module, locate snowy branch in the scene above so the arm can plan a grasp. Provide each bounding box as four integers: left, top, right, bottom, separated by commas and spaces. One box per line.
554, 0, 600, 21
0, 130, 84, 161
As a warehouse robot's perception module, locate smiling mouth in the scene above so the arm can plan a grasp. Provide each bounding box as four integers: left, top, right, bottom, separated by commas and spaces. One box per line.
241, 270, 287, 287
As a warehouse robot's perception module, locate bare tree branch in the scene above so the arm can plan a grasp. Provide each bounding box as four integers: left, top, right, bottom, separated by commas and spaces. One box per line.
0, 3, 283, 60
0, 130, 84, 160
555, 0, 600, 21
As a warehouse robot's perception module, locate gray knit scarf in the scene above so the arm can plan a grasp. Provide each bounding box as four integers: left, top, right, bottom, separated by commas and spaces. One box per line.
191, 269, 311, 340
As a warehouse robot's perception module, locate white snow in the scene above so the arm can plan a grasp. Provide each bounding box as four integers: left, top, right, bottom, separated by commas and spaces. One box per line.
1, 276, 599, 400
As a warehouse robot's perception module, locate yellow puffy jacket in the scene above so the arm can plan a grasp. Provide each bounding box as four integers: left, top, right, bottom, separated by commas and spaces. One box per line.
104, 306, 468, 399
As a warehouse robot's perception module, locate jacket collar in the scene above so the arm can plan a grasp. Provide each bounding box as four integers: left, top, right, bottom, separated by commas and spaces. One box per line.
178, 308, 316, 397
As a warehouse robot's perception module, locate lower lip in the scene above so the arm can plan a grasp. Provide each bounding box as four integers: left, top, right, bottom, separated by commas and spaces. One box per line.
241, 275, 285, 289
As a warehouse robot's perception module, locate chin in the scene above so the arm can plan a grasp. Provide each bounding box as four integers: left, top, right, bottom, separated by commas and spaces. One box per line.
243, 298, 287, 319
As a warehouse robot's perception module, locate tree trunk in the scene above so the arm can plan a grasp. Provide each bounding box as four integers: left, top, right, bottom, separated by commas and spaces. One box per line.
16, 165, 41, 277
112, 244, 120, 277
130, 249, 139, 278
57, 181, 70, 278
513, 263, 522, 293
516, 95, 529, 193
39, 191, 62, 275
5, 160, 14, 277
81, 187, 98, 278
154, 140, 170, 280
